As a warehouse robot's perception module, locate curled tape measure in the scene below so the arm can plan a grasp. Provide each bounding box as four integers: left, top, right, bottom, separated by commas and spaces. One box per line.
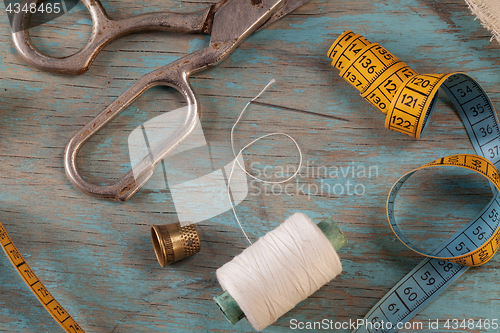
389, 154, 500, 267
328, 30, 500, 141
328, 31, 500, 332
0, 221, 84, 332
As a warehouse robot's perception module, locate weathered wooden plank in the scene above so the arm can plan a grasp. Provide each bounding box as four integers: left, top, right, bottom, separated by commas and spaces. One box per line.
0, 0, 499, 332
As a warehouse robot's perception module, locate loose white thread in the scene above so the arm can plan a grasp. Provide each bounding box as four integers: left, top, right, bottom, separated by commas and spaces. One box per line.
216, 212, 343, 331
227, 79, 303, 244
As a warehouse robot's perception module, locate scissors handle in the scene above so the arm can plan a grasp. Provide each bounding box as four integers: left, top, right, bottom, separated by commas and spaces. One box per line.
64, 43, 233, 201
12, 0, 214, 74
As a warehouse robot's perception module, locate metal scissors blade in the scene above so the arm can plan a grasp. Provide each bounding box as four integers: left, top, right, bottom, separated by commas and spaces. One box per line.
205, 0, 311, 37
257, 0, 311, 30
209, 0, 286, 44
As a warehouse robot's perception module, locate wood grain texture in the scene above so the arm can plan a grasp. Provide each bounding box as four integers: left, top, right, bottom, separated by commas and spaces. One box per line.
0, 0, 499, 332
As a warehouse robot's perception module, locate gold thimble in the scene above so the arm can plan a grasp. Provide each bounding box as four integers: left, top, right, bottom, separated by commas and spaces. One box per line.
151, 222, 201, 267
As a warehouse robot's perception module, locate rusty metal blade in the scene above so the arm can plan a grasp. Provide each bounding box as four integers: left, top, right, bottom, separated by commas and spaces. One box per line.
210, 0, 285, 44
257, 0, 310, 30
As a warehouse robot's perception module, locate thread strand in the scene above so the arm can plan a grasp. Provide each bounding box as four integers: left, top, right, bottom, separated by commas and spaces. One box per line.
227, 79, 303, 244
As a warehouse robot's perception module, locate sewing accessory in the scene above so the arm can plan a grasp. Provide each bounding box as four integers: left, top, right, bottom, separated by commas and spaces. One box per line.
0, 221, 84, 333
151, 222, 201, 267
328, 31, 500, 332
60, 0, 310, 202
354, 154, 500, 333
213, 212, 347, 331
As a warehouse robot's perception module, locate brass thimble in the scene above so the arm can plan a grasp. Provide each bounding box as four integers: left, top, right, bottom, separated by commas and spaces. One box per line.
151, 222, 201, 267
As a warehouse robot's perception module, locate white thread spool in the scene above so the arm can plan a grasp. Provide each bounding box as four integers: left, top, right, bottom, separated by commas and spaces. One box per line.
214, 212, 346, 331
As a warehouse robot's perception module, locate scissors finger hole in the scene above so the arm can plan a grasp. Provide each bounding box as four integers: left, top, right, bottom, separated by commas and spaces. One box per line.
26, 0, 92, 58
76, 86, 187, 188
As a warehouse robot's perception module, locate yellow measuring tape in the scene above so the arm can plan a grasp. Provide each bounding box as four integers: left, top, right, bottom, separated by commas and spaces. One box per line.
328, 31, 500, 332
330, 30, 466, 138
0, 221, 84, 332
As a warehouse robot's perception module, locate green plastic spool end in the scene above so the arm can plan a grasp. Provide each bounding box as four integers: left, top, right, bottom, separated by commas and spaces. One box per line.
213, 217, 347, 325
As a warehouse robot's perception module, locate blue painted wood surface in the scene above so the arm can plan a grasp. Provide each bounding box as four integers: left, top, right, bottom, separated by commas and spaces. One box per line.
0, 0, 499, 332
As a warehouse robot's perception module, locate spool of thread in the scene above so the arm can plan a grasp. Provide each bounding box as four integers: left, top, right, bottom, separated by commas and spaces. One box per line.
214, 212, 347, 331
151, 222, 201, 266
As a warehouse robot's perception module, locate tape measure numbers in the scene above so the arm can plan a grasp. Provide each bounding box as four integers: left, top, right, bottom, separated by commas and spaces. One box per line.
327, 31, 371, 72
328, 31, 500, 333
357, 154, 500, 333
0, 221, 84, 333
328, 31, 500, 141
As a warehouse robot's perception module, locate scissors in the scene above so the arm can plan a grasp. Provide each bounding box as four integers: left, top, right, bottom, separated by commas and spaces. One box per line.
11, 0, 309, 201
